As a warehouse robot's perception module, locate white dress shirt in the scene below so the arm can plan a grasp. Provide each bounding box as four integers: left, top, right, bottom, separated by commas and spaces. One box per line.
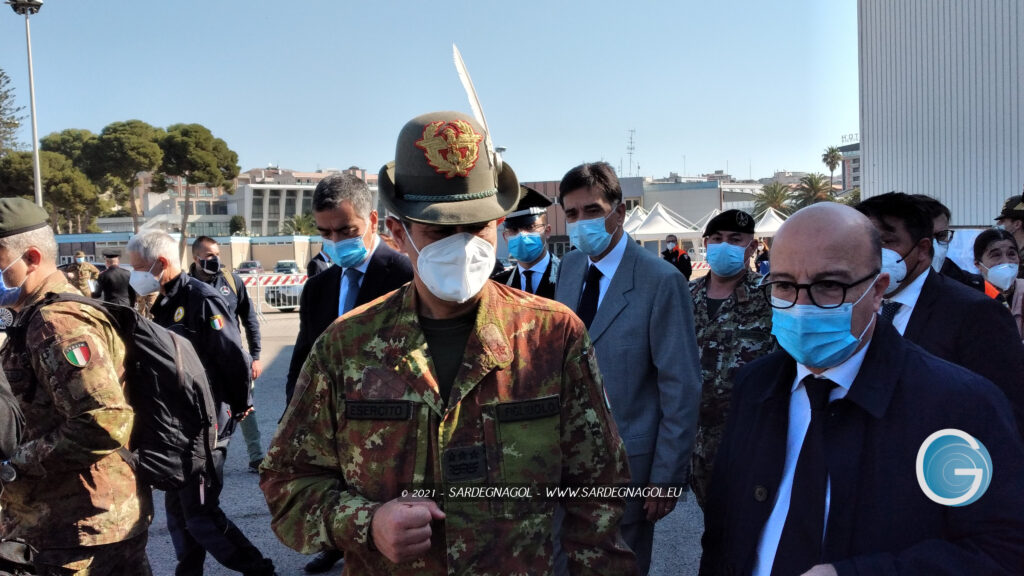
752, 332, 873, 576
882, 267, 929, 334
336, 234, 380, 316
587, 232, 629, 309
518, 251, 550, 293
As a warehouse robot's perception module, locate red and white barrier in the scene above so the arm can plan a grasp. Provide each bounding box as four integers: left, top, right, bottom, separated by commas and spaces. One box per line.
240, 274, 307, 287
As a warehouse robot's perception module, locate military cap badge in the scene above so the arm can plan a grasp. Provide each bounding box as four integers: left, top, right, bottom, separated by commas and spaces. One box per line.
415, 119, 483, 179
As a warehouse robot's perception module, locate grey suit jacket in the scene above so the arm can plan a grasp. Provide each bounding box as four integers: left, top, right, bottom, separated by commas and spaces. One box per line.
555, 237, 701, 491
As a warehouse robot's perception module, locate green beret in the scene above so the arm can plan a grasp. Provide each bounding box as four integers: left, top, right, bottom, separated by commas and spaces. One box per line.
0, 198, 49, 239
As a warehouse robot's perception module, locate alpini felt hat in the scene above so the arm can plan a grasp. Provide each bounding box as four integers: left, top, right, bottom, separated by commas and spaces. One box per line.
379, 111, 519, 225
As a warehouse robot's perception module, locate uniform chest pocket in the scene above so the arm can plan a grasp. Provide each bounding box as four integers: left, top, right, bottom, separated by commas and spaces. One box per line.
486, 395, 562, 486
340, 399, 430, 501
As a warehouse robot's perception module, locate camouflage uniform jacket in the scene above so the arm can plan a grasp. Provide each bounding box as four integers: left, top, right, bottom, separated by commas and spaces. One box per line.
64, 261, 100, 296
0, 272, 152, 548
261, 281, 638, 576
688, 272, 776, 498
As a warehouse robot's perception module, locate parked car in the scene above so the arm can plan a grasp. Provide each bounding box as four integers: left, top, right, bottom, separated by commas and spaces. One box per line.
265, 283, 303, 313
237, 260, 263, 275
274, 260, 301, 274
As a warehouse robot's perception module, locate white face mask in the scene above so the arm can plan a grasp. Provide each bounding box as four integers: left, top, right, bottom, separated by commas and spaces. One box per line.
129, 262, 162, 296
403, 224, 495, 304
983, 262, 1019, 291
881, 248, 908, 295
931, 239, 949, 272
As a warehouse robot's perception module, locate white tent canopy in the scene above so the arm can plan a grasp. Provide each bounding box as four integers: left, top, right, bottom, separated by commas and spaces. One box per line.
754, 207, 788, 237
630, 203, 699, 241
689, 208, 722, 237
623, 206, 649, 234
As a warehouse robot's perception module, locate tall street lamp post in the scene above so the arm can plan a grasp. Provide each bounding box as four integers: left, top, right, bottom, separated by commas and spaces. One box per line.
7, 0, 44, 207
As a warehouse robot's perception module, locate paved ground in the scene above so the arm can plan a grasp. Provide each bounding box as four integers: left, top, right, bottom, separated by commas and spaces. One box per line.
145, 309, 704, 575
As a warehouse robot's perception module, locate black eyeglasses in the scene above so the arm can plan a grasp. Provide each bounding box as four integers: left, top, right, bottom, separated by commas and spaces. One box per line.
760, 270, 880, 309
933, 229, 955, 244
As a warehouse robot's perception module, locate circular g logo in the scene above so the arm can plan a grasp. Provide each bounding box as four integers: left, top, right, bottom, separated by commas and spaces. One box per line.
916, 429, 993, 506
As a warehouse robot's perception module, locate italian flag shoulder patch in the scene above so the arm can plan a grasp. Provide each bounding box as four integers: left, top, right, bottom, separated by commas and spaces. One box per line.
210, 315, 225, 331
64, 341, 92, 368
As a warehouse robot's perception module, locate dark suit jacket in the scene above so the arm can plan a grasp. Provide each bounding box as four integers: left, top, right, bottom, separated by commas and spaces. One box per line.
491, 253, 560, 299
701, 318, 1024, 575
96, 266, 135, 307
285, 243, 413, 402
940, 258, 985, 292
307, 252, 331, 277
904, 270, 1024, 435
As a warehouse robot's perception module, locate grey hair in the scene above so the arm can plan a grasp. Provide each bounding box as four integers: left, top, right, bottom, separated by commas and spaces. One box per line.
0, 226, 57, 263
312, 173, 374, 217
127, 230, 178, 265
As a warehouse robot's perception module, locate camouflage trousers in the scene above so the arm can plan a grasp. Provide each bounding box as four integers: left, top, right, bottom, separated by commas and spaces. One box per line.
31, 531, 152, 576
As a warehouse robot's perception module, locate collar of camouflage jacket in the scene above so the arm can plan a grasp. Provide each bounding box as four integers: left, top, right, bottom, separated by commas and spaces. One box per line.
393, 281, 516, 417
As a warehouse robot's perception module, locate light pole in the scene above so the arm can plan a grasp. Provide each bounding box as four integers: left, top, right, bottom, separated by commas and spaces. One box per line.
7, 0, 43, 207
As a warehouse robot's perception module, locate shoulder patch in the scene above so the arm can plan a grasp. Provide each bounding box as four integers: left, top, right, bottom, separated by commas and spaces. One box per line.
173, 306, 185, 322
63, 341, 92, 368
210, 315, 225, 331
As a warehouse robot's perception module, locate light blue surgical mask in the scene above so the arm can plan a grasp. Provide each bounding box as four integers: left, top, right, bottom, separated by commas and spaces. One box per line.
323, 229, 370, 269
770, 275, 879, 369
507, 232, 545, 263
75, 257, 84, 264
706, 241, 749, 277
567, 205, 620, 257
0, 254, 27, 308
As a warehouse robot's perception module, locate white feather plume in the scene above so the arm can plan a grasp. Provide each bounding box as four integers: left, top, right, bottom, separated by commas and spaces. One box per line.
453, 43, 499, 172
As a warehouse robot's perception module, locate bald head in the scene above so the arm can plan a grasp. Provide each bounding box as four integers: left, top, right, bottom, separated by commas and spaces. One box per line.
774, 203, 882, 277
769, 203, 888, 371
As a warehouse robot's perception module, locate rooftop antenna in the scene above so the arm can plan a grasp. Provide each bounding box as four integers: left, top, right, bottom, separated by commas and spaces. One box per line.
626, 129, 636, 177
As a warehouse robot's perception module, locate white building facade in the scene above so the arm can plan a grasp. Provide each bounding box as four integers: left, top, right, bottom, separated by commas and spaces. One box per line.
859, 0, 1024, 225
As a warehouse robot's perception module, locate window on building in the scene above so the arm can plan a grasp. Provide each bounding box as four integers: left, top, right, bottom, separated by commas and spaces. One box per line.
625, 198, 641, 211
550, 238, 571, 258
212, 202, 228, 215
199, 188, 213, 198
268, 190, 281, 220
285, 197, 296, 218
302, 197, 312, 215
252, 191, 265, 219
195, 202, 211, 216
266, 222, 279, 235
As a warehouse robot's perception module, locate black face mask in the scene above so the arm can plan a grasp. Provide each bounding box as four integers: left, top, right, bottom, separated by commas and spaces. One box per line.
199, 256, 221, 275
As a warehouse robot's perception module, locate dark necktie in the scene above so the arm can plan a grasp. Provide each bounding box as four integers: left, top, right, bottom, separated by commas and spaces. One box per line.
522, 270, 535, 294
772, 376, 837, 576
880, 300, 901, 322
576, 265, 602, 329
341, 268, 363, 314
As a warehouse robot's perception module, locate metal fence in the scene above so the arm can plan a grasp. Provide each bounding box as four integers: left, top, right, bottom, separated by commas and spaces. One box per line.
239, 273, 308, 320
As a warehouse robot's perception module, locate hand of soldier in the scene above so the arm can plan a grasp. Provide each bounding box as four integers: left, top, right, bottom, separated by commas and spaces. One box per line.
371, 498, 446, 564
643, 486, 677, 522
251, 359, 263, 380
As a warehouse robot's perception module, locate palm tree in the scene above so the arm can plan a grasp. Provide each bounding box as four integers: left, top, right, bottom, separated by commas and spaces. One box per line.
793, 173, 834, 209
753, 181, 794, 216
839, 187, 861, 207
282, 213, 317, 235
821, 146, 842, 186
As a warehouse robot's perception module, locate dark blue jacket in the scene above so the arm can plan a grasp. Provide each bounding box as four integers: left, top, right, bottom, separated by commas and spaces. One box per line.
700, 318, 1024, 575
904, 269, 1024, 437
151, 273, 251, 416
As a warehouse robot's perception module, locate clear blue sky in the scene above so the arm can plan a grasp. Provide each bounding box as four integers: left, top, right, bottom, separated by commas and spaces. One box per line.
0, 0, 859, 182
